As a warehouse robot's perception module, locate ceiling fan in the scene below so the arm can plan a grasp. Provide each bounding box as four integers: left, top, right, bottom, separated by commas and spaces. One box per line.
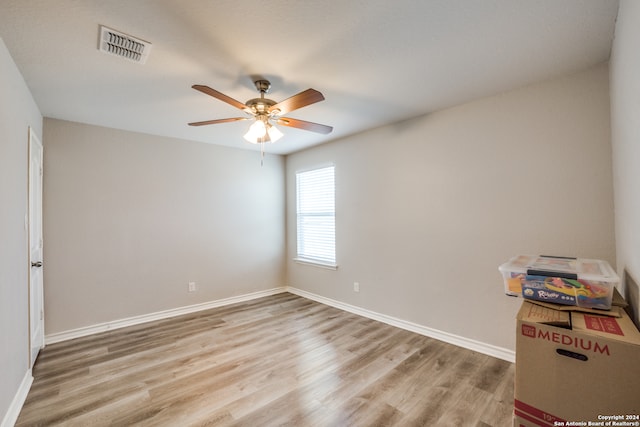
188, 79, 333, 145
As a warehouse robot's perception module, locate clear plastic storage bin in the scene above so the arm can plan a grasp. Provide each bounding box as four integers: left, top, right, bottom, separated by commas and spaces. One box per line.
499, 255, 619, 310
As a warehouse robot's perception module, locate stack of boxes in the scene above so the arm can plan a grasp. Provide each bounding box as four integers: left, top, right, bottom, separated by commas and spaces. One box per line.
500, 255, 640, 426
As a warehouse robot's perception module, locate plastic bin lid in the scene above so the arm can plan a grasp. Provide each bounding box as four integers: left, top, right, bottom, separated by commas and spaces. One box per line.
499, 255, 619, 282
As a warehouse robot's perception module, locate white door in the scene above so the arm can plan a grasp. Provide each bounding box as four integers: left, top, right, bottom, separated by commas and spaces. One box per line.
28, 127, 44, 367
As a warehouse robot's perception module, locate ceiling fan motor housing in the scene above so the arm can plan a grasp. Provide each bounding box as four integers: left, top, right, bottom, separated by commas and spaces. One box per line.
245, 97, 277, 114
246, 80, 277, 114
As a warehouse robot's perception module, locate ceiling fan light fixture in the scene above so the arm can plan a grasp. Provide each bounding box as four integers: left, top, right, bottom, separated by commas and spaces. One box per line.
244, 117, 283, 144
267, 124, 283, 142
243, 118, 267, 144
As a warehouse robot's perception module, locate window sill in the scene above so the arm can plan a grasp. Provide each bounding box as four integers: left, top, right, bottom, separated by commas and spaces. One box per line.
293, 258, 338, 270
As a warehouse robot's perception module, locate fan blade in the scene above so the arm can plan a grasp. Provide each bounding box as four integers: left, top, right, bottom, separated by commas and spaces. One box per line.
277, 117, 333, 134
188, 117, 248, 126
269, 89, 325, 115
192, 85, 248, 111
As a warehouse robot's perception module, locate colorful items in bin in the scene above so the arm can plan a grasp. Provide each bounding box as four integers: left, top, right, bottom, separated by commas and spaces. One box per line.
499, 255, 619, 310
511, 274, 611, 309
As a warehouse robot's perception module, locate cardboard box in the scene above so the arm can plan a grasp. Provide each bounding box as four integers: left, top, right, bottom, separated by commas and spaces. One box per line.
499, 255, 620, 309
514, 301, 640, 426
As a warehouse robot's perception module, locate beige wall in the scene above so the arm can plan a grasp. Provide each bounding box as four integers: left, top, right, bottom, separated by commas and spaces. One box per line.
610, 0, 640, 326
0, 38, 43, 423
286, 64, 615, 352
43, 119, 285, 334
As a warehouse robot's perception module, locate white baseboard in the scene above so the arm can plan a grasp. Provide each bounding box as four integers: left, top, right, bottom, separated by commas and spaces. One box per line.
1, 369, 33, 427
45, 285, 514, 363
46, 287, 287, 345
286, 287, 516, 363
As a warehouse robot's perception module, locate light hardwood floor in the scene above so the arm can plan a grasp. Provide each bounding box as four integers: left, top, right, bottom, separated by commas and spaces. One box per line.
17, 293, 514, 426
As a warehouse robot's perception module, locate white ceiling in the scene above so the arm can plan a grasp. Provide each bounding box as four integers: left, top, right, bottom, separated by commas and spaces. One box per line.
0, 0, 619, 155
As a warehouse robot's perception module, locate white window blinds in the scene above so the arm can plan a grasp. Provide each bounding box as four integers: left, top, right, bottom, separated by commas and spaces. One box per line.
296, 166, 336, 266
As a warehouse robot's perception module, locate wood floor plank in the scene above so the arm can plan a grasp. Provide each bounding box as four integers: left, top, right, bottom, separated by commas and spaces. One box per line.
17, 293, 514, 426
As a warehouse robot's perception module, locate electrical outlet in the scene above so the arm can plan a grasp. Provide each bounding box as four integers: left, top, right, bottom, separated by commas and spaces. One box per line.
354, 282, 360, 292
188, 282, 197, 292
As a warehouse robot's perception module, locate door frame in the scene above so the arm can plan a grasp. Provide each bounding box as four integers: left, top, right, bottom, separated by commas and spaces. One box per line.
28, 126, 44, 368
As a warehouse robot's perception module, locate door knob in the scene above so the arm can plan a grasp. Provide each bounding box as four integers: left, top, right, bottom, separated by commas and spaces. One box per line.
31, 261, 43, 268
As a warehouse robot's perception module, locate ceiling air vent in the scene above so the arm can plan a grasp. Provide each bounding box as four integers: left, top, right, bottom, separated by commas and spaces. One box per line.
98, 25, 151, 64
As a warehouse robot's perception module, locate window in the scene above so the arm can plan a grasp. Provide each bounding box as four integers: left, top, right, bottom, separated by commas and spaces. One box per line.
295, 165, 336, 268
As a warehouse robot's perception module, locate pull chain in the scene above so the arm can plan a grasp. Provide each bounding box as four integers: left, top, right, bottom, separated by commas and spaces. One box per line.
260, 142, 265, 167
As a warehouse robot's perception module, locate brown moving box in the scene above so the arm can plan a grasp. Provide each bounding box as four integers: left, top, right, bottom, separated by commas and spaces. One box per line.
514, 301, 640, 426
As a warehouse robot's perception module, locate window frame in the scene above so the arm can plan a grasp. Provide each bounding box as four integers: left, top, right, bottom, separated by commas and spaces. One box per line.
294, 164, 337, 270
